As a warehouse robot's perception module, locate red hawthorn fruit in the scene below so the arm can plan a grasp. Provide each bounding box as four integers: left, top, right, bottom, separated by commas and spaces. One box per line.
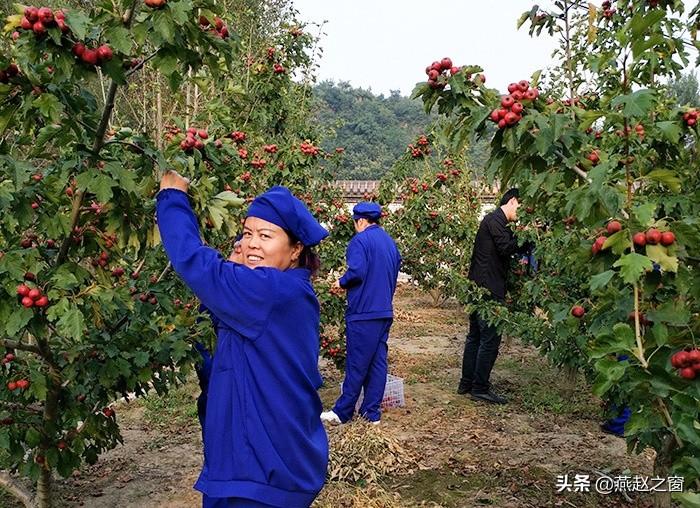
645, 228, 662, 245
28, 288, 41, 300
571, 305, 585, 318
32, 21, 46, 35
102, 407, 115, 418
606, 220, 622, 234
524, 88, 539, 100
679, 367, 696, 380
490, 110, 500, 122
507, 83, 519, 93
57, 440, 67, 450
97, 45, 113, 62
504, 111, 519, 126
633, 232, 646, 247
25, 7, 39, 22
518, 80, 529, 92
501, 95, 515, 108
16, 379, 30, 390
660, 231, 675, 246
34, 296, 49, 307
7, 381, 17, 391
428, 69, 439, 81
17, 284, 30, 297
450, 66, 460, 75
82, 49, 99, 66
511, 102, 524, 115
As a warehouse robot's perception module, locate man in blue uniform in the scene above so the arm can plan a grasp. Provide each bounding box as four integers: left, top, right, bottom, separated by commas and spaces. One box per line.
321, 202, 401, 425
157, 172, 329, 508
458, 188, 523, 405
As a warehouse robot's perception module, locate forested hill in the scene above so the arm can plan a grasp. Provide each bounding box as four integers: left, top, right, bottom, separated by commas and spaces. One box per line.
312, 81, 433, 179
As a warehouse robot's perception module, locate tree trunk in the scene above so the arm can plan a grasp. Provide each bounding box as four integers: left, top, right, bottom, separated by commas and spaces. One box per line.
652, 435, 675, 508
36, 467, 51, 508
561, 364, 578, 396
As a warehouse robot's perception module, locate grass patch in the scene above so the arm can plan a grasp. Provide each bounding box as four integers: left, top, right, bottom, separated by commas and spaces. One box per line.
139, 379, 200, 430
498, 357, 600, 417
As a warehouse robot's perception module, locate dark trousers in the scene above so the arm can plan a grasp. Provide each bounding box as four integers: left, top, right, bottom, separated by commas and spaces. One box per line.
460, 311, 502, 393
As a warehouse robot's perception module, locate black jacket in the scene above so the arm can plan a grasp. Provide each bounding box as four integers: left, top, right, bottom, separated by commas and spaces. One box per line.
467, 207, 520, 301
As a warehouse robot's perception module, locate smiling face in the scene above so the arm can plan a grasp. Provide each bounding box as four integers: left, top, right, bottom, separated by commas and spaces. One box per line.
240, 216, 303, 271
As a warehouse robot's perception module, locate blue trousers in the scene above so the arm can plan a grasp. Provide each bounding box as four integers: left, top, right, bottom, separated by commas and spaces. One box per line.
333, 318, 392, 423
203, 494, 276, 507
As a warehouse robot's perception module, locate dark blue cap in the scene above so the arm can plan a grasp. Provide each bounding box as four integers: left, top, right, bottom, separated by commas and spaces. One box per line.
246, 186, 328, 246
352, 202, 382, 221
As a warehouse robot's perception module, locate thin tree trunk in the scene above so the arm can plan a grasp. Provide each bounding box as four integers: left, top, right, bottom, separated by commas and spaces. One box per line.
652, 435, 674, 508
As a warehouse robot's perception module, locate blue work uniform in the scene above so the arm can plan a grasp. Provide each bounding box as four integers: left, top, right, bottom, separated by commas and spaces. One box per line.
156, 189, 328, 508
333, 224, 401, 423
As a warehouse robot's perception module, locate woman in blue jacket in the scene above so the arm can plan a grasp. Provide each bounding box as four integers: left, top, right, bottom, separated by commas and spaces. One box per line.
157, 171, 329, 508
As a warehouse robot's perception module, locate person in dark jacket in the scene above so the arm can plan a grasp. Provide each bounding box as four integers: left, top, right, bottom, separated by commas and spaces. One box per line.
458, 188, 522, 404
321, 202, 401, 425
157, 172, 329, 508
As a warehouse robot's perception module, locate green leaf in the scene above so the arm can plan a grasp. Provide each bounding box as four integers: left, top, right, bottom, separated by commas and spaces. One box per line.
592, 357, 627, 396
5, 307, 33, 336
64, 10, 91, 40
590, 270, 615, 291
648, 301, 690, 327
211, 191, 245, 208
35, 124, 63, 148
29, 371, 47, 400
674, 492, 700, 508
610, 89, 655, 118
676, 414, 700, 448
630, 9, 666, 38
633, 202, 657, 227
646, 244, 678, 273
104, 26, 133, 54
169, 0, 193, 25
51, 265, 81, 290
133, 351, 149, 368
75, 172, 117, 203
56, 306, 85, 341
656, 121, 681, 144
153, 10, 176, 44
154, 51, 178, 77
613, 253, 653, 284
32, 94, 64, 121
651, 323, 668, 347
25, 428, 41, 447
645, 169, 681, 193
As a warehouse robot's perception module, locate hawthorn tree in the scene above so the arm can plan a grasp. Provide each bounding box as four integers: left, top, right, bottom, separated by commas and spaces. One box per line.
413, 1, 700, 506
379, 131, 481, 306
0, 0, 351, 506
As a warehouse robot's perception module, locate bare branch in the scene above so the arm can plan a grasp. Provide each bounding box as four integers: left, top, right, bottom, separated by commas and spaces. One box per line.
0, 471, 35, 507
1, 340, 41, 355
0, 400, 43, 415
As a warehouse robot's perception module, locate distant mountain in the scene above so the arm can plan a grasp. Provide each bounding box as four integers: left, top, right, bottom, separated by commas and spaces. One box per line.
312, 81, 433, 180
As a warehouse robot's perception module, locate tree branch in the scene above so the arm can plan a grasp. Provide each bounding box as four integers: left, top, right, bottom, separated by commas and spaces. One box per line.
0, 471, 35, 508
1, 340, 41, 355
0, 400, 44, 415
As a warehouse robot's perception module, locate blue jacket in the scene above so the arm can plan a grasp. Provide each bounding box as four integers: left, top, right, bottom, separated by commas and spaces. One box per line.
156, 189, 328, 507
339, 224, 401, 322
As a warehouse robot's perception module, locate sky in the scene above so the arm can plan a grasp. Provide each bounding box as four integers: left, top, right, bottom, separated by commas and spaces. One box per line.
291, 0, 697, 97
291, 0, 562, 97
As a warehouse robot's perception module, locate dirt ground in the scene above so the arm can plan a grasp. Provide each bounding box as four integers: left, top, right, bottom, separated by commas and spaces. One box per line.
5, 284, 657, 507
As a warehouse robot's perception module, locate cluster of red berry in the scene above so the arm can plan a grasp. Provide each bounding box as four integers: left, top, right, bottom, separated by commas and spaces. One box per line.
670, 348, 700, 380
17, 281, 48, 308
300, 140, 320, 156
489, 81, 540, 129
199, 15, 229, 39
18, 6, 69, 35
409, 135, 430, 158
180, 127, 209, 152
424, 57, 460, 89
72, 42, 114, 67
682, 109, 698, 127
